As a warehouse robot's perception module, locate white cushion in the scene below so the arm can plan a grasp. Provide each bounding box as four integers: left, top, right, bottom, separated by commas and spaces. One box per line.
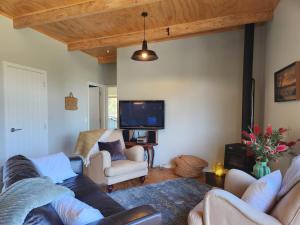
32, 152, 77, 183
278, 155, 300, 198
52, 195, 103, 225
242, 170, 282, 212
105, 160, 148, 177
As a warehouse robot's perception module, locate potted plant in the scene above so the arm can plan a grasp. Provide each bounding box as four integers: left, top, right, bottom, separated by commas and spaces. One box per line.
242, 124, 297, 178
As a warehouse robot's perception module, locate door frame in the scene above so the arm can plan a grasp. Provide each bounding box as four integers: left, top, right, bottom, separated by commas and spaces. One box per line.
87, 81, 107, 130
106, 85, 118, 129
2, 61, 48, 159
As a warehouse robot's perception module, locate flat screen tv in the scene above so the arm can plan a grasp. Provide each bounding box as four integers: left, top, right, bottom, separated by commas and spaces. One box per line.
119, 100, 165, 129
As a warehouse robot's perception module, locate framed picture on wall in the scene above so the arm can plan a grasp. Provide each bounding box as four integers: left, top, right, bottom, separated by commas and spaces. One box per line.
274, 62, 300, 102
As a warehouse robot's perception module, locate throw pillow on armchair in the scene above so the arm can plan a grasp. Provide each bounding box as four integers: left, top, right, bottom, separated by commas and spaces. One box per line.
98, 140, 127, 161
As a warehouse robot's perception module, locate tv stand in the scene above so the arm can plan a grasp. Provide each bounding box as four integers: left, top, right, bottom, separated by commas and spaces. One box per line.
125, 142, 158, 168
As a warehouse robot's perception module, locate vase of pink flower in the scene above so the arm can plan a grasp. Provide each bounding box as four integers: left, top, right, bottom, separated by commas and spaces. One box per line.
253, 160, 271, 179
242, 124, 297, 178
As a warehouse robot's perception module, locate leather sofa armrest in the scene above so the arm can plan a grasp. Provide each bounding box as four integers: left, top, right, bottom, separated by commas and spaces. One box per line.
69, 155, 84, 175
203, 189, 281, 225
90, 205, 161, 225
124, 146, 145, 162
224, 169, 256, 197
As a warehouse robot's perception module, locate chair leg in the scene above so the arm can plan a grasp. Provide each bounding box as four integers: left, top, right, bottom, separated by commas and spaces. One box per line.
107, 185, 113, 193
139, 176, 146, 184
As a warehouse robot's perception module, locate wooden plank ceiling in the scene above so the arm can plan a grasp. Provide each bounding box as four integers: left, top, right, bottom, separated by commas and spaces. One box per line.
0, 0, 279, 64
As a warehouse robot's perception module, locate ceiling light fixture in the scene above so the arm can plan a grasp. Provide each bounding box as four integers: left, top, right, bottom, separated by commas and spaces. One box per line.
131, 12, 158, 61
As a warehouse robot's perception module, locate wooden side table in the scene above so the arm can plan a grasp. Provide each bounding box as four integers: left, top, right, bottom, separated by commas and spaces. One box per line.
205, 172, 225, 188
125, 142, 157, 168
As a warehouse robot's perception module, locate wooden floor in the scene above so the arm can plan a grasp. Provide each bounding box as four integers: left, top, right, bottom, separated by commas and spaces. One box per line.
102, 167, 205, 192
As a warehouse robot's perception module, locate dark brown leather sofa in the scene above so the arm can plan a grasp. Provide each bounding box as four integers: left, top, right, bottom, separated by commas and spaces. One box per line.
2, 155, 161, 225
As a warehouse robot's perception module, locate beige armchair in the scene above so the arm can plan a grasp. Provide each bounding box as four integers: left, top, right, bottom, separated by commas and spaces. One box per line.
83, 130, 148, 192
189, 169, 300, 225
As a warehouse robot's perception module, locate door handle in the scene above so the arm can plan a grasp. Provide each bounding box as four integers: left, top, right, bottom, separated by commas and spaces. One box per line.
10, 128, 23, 133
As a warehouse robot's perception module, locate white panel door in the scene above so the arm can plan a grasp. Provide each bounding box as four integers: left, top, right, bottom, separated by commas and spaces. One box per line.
3, 62, 48, 159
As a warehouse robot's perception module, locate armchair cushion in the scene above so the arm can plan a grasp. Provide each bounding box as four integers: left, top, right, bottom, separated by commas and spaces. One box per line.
98, 140, 126, 161
124, 146, 145, 162
204, 189, 281, 225
224, 169, 256, 198
105, 160, 148, 177
241, 170, 282, 213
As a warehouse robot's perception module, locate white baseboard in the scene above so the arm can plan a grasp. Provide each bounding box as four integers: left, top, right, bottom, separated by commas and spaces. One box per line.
156, 163, 173, 169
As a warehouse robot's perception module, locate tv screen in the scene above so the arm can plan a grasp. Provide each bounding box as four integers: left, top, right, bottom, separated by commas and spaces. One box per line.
119, 100, 165, 129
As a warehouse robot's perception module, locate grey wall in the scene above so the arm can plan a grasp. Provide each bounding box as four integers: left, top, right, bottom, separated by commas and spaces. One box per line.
264, 0, 300, 173
101, 63, 117, 85
117, 27, 266, 168
0, 16, 116, 164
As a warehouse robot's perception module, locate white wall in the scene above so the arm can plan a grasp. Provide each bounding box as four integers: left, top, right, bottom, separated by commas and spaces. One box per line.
89, 87, 101, 130
0, 16, 116, 164
264, 0, 300, 173
117, 28, 266, 168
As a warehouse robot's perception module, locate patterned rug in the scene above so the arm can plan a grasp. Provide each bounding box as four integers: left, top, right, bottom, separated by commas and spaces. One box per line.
109, 178, 211, 225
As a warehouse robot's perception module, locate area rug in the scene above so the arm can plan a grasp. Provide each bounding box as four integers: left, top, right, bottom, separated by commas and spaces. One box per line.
109, 178, 211, 225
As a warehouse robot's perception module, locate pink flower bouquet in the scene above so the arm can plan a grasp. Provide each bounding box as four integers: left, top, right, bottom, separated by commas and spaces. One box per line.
242, 125, 297, 162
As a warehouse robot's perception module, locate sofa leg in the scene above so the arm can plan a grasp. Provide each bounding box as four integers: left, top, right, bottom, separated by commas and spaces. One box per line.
139, 176, 146, 184
107, 185, 113, 193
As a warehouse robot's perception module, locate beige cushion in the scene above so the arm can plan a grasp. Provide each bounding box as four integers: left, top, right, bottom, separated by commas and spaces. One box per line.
124, 146, 144, 162
271, 182, 300, 225
105, 160, 148, 177
224, 169, 256, 198
204, 189, 282, 225
188, 200, 204, 225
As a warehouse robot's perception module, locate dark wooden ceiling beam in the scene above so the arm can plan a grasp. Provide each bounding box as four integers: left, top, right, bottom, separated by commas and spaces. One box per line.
13, 0, 161, 29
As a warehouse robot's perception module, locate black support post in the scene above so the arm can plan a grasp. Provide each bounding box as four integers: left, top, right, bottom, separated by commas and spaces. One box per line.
242, 24, 255, 132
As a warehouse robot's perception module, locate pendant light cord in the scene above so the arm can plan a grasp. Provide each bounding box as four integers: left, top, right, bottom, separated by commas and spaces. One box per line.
143, 13, 146, 41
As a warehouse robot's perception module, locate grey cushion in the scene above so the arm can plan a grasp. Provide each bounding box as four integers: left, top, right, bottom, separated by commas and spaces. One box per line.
98, 140, 127, 161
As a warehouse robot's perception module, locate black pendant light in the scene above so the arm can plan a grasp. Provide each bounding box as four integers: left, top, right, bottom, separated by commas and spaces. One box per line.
131, 12, 158, 61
